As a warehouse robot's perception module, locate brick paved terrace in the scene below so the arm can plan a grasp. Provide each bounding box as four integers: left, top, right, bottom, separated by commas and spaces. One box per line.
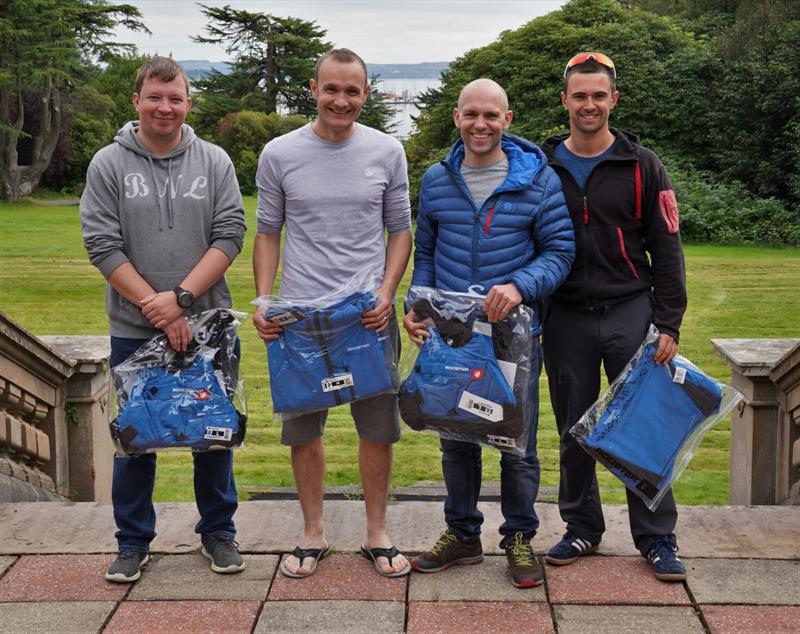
0, 500, 798, 633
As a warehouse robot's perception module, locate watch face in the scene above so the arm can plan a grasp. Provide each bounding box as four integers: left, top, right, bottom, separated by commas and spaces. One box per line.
178, 291, 193, 308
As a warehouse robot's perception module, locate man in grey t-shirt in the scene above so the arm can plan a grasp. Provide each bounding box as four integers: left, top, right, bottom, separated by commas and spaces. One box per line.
253, 49, 412, 579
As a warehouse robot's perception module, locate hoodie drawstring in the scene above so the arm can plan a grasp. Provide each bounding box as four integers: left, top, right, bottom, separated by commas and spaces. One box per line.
147, 155, 165, 231
146, 156, 176, 230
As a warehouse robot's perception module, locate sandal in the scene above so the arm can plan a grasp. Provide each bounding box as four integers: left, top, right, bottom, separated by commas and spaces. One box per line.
279, 545, 331, 578
360, 544, 412, 578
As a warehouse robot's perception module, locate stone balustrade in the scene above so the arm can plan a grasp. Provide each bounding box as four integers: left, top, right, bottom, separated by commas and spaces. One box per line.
0, 311, 114, 502
712, 338, 800, 505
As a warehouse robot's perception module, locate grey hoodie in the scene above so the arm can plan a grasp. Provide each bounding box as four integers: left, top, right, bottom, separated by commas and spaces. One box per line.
80, 122, 246, 338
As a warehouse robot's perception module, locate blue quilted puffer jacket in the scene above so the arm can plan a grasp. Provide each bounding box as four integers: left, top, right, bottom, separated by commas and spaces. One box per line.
412, 133, 575, 334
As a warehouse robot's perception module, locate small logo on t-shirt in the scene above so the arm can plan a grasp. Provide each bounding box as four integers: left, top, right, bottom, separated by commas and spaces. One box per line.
195, 388, 211, 401
471, 368, 485, 380
364, 167, 374, 177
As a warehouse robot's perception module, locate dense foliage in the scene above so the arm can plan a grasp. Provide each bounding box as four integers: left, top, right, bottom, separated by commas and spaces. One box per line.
405, 0, 799, 245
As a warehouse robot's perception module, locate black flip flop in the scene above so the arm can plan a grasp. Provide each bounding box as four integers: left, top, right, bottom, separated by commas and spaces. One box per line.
279, 545, 331, 578
360, 544, 412, 578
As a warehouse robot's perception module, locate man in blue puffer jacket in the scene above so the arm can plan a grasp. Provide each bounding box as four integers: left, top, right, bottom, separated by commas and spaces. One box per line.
404, 78, 575, 588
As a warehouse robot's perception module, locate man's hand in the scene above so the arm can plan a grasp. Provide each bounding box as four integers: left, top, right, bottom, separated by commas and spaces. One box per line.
362, 289, 394, 332
654, 333, 678, 365
253, 310, 283, 342
141, 291, 184, 329
403, 309, 430, 346
163, 316, 192, 352
484, 283, 523, 323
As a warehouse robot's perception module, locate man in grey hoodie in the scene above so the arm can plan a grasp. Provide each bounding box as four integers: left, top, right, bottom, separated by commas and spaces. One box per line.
79, 56, 247, 583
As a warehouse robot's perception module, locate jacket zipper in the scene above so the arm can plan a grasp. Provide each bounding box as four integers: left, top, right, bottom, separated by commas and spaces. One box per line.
616, 227, 639, 279
583, 196, 589, 225
484, 206, 495, 235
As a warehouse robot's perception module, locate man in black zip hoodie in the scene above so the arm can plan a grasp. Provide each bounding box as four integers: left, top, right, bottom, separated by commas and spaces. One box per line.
540, 52, 688, 581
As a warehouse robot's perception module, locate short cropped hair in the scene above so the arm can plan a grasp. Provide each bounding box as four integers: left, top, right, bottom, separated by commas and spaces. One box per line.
564, 59, 617, 92
314, 48, 368, 87
135, 56, 191, 96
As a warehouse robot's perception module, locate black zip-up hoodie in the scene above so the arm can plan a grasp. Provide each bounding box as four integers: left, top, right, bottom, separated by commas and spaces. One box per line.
541, 129, 686, 341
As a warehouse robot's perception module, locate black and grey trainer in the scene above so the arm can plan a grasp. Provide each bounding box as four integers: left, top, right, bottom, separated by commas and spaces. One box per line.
105, 551, 150, 583
505, 532, 544, 588
412, 529, 484, 573
646, 538, 687, 581
201, 534, 246, 574
544, 531, 599, 565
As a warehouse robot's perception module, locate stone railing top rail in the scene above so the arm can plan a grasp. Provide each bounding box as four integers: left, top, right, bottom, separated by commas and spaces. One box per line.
711, 338, 800, 376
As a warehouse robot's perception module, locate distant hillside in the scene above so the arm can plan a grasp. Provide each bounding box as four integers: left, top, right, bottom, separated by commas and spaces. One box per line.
367, 62, 450, 79
179, 60, 449, 81
180, 60, 231, 80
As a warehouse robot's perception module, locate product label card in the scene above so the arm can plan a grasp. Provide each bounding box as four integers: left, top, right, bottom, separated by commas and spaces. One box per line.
321, 373, 355, 392
673, 367, 687, 384
204, 426, 233, 441
458, 390, 503, 422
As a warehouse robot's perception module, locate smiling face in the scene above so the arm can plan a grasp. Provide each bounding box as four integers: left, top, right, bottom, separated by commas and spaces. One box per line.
132, 75, 191, 153
309, 58, 369, 142
453, 80, 513, 166
561, 71, 619, 137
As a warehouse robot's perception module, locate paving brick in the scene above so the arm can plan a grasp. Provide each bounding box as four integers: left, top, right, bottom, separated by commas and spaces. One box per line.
0, 601, 116, 633
546, 556, 691, 605
255, 600, 405, 633
409, 555, 545, 602
0, 558, 16, 579
128, 554, 278, 601
686, 558, 800, 605
407, 601, 553, 633
701, 605, 800, 633
268, 553, 406, 602
0, 554, 127, 602
105, 600, 261, 634
553, 605, 705, 633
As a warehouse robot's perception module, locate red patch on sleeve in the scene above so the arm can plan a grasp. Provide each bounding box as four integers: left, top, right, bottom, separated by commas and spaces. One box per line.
659, 190, 680, 234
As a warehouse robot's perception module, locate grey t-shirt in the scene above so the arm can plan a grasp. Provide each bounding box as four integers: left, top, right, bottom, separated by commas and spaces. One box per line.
461, 155, 509, 208
256, 123, 411, 301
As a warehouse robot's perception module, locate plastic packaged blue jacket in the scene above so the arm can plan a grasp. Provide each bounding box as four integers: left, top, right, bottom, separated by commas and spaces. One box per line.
110, 308, 246, 453
570, 325, 741, 509
267, 290, 397, 415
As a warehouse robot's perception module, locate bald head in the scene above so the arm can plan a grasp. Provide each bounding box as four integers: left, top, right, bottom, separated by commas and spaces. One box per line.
457, 78, 509, 111
453, 78, 512, 167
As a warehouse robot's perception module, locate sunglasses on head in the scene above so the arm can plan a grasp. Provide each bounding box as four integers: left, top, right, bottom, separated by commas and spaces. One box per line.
564, 52, 616, 79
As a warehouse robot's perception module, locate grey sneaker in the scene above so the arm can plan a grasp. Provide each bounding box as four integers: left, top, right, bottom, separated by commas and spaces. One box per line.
201, 534, 246, 574
105, 551, 150, 583
412, 530, 483, 573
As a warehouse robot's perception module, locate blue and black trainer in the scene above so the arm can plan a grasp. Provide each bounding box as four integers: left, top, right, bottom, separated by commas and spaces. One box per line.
544, 531, 599, 566
646, 538, 687, 581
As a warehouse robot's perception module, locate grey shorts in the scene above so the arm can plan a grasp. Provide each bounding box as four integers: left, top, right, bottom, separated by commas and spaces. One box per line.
280, 312, 401, 447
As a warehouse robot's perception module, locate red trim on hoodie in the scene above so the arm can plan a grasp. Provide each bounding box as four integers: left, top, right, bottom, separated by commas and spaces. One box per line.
634, 162, 642, 219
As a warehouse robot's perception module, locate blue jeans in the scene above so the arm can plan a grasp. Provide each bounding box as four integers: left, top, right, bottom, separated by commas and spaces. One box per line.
110, 336, 239, 552
442, 338, 542, 549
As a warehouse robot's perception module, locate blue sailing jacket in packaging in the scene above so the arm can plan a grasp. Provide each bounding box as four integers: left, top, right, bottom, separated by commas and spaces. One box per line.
398, 286, 536, 454
110, 308, 247, 454
570, 325, 742, 509
264, 290, 398, 417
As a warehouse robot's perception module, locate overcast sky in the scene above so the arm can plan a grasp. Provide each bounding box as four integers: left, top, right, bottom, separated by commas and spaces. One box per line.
115, 1, 567, 64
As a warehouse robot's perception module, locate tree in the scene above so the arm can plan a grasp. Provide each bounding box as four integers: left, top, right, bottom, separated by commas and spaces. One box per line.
359, 75, 397, 135
0, 0, 148, 200
192, 4, 330, 118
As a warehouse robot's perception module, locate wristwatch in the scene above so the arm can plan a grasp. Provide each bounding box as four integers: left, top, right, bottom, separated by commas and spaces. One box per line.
173, 286, 194, 309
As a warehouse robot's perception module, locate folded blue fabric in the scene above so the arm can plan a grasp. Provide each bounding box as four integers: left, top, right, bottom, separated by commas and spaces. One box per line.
114, 354, 244, 452
267, 291, 395, 414
584, 344, 723, 484
399, 327, 517, 430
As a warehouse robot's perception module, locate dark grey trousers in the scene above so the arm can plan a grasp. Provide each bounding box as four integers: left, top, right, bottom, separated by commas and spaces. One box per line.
542, 292, 677, 555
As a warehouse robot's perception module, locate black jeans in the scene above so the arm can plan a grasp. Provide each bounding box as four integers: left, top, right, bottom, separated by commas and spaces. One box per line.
542, 293, 678, 555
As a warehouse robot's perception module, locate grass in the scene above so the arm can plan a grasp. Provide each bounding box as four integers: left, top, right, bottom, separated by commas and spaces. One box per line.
1, 197, 798, 505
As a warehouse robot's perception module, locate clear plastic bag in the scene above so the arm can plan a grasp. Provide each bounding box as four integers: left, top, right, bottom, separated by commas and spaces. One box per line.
110, 308, 247, 454
398, 285, 536, 455
569, 324, 742, 510
253, 268, 399, 420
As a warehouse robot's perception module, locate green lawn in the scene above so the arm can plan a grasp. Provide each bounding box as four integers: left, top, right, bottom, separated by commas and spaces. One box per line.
1, 198, 798, 505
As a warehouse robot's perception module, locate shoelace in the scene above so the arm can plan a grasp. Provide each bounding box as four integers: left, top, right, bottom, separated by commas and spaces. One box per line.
206, 536, 240, 552
430, 531, 458, 555
649, 541, 679, 562
509, 533, 534, 566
